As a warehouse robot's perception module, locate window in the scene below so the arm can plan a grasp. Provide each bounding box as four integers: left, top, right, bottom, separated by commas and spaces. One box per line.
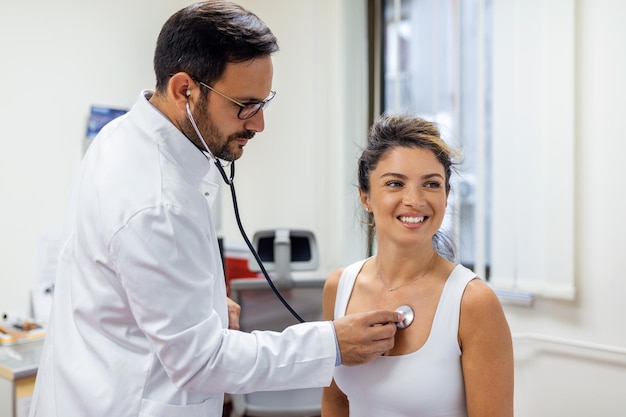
375, 0, 575, 300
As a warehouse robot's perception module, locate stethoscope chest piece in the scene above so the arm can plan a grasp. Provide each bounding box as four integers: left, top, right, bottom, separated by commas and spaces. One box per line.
395, 304, 415, 329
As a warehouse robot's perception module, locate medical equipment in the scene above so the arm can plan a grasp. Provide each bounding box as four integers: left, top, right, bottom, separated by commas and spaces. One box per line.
395, 305, 414, 329
186, 102, 411, 328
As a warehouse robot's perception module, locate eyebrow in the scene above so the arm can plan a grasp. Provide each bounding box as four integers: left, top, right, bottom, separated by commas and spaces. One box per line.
379, 172, 444, 180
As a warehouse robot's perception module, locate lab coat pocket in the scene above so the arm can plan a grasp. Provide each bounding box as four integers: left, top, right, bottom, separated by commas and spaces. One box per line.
138, 398, 215, 417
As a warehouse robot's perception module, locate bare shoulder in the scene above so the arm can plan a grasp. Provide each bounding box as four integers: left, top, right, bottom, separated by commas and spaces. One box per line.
461, 277, 502, 313
323, 267, 346, 321
323, 267, 345, 293
459, 277, 511, 348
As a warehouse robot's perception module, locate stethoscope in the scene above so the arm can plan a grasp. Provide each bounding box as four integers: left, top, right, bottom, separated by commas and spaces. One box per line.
186, 99, 414, 329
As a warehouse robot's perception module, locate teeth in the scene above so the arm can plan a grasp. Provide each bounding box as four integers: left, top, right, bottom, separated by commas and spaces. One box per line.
400, 216, 425, 224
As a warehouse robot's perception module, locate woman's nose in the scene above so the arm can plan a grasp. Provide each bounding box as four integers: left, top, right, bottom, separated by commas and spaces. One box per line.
403, 187, 423, 207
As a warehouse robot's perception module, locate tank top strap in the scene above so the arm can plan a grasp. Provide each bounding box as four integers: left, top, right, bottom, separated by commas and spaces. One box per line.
334, 258, 368, 319
429, 264, 478, 343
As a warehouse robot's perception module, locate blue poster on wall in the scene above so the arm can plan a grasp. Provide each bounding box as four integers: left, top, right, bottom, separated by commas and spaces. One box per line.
86, 105, 127, 139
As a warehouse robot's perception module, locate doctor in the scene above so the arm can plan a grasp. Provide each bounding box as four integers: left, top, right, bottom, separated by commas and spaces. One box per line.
29, 1, 401, 416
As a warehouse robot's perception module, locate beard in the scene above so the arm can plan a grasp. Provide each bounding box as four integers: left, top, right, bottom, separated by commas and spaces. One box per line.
180, 99, 255, 161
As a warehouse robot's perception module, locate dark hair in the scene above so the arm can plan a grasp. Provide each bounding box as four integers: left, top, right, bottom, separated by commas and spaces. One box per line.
358, 115, 455, 193
359, 114, 459, 260
153, 0, 279, 93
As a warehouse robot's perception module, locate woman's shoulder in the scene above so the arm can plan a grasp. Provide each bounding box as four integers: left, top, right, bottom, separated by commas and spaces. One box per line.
324, 267, 345, 292
323, 266, 349, 321
324, 258, 368, 292
462, 275, 500, 307
459, 274, 508, 337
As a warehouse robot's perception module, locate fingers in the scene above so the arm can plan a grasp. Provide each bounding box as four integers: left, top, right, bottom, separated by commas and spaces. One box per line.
358, 309, 403, 328
227, 297, 241, 330
333, 310, 402, 366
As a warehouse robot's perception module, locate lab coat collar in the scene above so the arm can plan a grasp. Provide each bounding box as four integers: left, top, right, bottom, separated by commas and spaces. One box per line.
133, 90, 220, 206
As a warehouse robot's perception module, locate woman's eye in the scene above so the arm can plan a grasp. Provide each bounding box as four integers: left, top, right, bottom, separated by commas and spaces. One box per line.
386, 180, 403, 188
425, 181, 441, 189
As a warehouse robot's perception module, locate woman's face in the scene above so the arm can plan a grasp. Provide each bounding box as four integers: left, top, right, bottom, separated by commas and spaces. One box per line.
360, 146, 448, 247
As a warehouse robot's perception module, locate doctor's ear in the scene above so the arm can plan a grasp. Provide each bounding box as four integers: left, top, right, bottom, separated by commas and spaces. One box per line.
167, 72, 195, 103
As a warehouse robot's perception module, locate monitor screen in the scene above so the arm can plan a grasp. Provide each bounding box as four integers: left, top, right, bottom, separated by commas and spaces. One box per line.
257, 235, 312, 263
249, 229, 319, 272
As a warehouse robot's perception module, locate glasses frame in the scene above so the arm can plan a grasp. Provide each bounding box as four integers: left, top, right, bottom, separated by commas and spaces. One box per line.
194, 79, 276, 120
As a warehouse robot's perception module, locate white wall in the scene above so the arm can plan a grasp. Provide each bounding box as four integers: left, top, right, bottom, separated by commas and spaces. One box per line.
0, 0, 192, 314
1, 0, 625, 415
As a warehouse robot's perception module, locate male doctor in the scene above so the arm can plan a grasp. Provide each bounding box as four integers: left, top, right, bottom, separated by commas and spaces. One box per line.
29, 1, 400, 416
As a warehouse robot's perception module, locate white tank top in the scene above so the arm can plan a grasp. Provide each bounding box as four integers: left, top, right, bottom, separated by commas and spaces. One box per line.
333, 260, 476, 417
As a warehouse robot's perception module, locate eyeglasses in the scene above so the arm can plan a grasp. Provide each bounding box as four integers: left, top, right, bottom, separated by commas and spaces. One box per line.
194, 79, 276, 120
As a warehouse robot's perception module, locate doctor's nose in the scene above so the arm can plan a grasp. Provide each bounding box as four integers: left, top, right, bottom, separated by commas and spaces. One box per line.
243, 109, 265, 133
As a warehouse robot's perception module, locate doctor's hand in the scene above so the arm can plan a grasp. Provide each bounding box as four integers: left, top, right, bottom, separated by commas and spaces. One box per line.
227, 297, 241, 330
332, 310, 401, 366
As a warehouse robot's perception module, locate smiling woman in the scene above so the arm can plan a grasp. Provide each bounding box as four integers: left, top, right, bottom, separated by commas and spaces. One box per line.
357, 115, 458, 261
321, 114, 514, 417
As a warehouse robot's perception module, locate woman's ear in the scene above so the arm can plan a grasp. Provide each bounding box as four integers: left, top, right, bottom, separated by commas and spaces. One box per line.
359, 189, 370, 212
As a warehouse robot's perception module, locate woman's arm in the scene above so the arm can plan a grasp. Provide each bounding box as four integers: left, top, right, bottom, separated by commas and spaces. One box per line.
459, 278, 514, 417
321, 268, 350, 417
322, 379, 349, 417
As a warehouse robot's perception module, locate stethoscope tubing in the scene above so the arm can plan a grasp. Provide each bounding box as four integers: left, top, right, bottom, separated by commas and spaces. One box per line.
186, 101, 305, 323
215, 159, 306, 323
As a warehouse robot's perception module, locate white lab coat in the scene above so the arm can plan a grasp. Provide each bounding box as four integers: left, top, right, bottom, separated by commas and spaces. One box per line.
29, 91, 336, 417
